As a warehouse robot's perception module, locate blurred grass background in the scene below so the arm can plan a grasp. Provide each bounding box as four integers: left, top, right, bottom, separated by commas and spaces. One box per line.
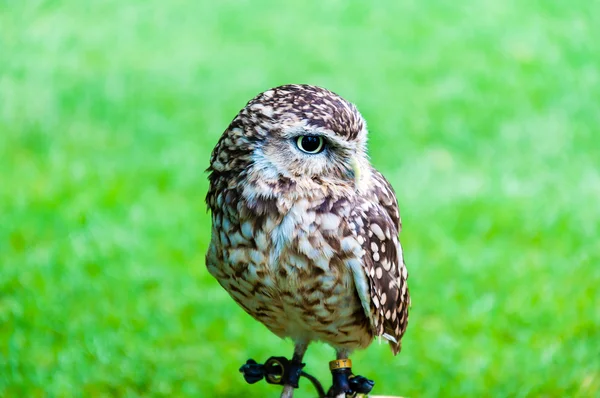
1, 0, 599, 396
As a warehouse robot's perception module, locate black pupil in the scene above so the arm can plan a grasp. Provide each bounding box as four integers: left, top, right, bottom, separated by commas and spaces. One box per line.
301, 136, 321, 152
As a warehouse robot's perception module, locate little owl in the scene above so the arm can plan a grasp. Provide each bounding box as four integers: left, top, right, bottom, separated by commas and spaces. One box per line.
206, 84, 410, 396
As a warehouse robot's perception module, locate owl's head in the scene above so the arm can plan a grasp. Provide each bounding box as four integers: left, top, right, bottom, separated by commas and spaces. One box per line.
209, 84, 370, 198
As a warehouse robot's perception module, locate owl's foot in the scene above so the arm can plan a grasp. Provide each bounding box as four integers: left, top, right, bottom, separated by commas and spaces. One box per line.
327, 359, 375, 396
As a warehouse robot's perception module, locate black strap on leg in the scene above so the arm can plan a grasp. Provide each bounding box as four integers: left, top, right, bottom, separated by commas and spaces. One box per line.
239, 356, 306, 388
327, 359, 375, 396
281, 357, 305, 388
330, 367, 353, 395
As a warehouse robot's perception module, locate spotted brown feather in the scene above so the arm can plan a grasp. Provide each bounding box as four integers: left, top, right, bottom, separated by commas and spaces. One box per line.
349, 170, 409, 355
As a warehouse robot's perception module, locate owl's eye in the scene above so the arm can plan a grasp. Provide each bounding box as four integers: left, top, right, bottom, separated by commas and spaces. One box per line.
296, 135, 325, 154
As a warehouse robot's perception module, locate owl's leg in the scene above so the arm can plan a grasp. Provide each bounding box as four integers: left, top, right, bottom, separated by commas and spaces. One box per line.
280, 342, 308, 398
328, 349, 353, 397
327, 348, 375, 397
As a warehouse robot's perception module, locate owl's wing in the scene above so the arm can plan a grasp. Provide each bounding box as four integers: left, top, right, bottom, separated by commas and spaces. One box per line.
348, 170, 410, 355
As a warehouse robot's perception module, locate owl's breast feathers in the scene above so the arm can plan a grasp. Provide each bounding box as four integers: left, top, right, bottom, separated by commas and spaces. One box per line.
205, 168, 409, 353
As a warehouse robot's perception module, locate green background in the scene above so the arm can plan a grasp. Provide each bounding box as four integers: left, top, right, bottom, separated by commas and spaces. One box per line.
1, 1, 599, 396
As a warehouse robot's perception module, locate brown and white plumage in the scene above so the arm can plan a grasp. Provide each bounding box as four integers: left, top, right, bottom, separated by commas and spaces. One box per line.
205, 84, 410, 382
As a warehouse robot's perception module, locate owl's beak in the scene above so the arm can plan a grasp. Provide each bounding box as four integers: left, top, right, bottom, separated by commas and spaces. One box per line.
350, 157, 362, 189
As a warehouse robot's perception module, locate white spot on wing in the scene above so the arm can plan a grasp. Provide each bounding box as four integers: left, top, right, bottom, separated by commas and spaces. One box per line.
382, 333, 398, 344
370, 223, 385, 241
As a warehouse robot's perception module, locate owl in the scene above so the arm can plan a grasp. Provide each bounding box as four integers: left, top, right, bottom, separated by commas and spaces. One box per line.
205, 84, 410, 396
